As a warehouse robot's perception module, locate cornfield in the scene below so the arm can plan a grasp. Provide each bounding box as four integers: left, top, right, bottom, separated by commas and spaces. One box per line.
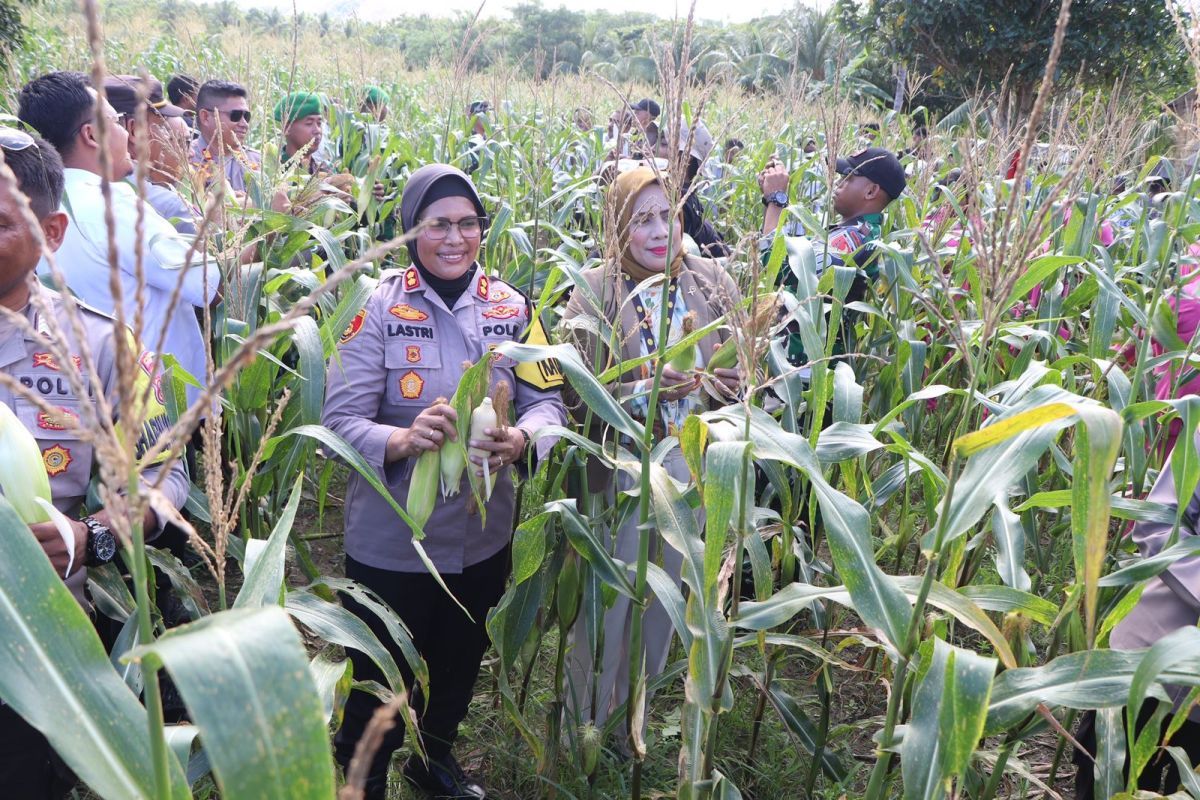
5, 0, 1200, 798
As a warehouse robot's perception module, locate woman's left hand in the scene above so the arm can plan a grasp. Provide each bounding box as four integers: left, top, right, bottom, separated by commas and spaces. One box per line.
470, 427, 528, 476
712, 367, 743, 397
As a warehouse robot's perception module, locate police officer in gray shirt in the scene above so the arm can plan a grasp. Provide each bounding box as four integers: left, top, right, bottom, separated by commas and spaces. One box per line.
326, 164, 565, 799
1075, 429, 1200, 797
0, 127, 188, 799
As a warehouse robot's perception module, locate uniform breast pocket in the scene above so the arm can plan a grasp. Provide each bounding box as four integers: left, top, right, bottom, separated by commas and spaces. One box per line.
14, 398, 93, 500
384, 341, 443, 406
485, 341, 517, 371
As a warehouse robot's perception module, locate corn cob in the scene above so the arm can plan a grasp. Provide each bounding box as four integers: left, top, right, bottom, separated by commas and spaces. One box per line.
669, 311, 699, 372
442, 360, 490, 498
0, 402, 51, 524
707, 293, 779, 372
468, 397, 499, 501
406, 396, 448, 530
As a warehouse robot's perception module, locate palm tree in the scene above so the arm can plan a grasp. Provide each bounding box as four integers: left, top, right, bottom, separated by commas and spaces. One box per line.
780, 5, 843, 81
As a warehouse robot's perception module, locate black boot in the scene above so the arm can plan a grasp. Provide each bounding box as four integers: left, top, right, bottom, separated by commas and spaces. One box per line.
402, 753, 487, 799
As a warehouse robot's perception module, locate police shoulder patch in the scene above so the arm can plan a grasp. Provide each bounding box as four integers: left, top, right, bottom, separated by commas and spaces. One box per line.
340, 309, 368, 345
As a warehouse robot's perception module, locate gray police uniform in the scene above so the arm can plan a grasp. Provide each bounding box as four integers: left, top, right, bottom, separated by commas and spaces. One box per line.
190, 135, 263, 195
1113, 436, 1200, 718
0, 287, 189, 603
323, 265, 566, 574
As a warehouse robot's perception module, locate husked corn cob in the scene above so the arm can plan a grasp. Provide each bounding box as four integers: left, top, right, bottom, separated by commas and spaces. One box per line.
0, 402, 51, 524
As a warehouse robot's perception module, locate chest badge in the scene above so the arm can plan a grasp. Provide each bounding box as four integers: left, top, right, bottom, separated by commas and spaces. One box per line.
42, 444, 72, 476
399, 370, 425, 400
37, 407, 78, 431
482, 305, 521, 320
31, 352, 82, 372
390, 304, 429, 322
405, 345, 422, 363
488, 289, 512, 303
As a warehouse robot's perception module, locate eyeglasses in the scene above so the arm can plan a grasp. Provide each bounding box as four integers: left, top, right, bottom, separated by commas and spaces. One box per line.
207, 108, 251, 124
0, 127, 36, 152
421, 216, 486, 240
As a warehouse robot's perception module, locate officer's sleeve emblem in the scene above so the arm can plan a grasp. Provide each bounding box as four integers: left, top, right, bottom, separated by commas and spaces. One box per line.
340, 309, 368, 346
516, 315, 564, 391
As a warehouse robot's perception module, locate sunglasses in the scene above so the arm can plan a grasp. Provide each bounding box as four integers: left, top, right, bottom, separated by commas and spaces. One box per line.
0, 127, 36, 152
207, 108, 252, 124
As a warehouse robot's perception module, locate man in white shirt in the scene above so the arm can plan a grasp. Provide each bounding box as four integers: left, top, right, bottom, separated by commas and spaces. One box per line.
106, 74, 199, 235
18, 71, 219, 410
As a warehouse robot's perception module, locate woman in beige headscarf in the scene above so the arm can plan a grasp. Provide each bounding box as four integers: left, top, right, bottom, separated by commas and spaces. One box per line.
561, 165, 742, 739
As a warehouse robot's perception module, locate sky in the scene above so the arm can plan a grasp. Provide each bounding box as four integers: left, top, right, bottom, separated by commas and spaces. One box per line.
197, 0, 825, 25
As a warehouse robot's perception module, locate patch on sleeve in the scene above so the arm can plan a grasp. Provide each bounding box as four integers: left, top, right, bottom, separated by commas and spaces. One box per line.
515, 315, 564, 390
340, 309, 368, 345
827, 229, 863, 255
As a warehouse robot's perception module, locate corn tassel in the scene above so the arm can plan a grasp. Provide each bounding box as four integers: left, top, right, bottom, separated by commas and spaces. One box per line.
0, 402, 51, 524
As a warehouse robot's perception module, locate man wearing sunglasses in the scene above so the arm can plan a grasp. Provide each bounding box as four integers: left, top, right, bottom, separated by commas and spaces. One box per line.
190, 79, 262, 201
0, 126, 189, 798
18, 71, 219, 411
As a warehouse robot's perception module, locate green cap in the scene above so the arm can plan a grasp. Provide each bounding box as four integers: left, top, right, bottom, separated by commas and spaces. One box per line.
362, 85, 387, 108
274, 91, 324, 124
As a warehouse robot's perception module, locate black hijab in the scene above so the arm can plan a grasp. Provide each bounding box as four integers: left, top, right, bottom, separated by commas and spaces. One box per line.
399, 163, 488, 306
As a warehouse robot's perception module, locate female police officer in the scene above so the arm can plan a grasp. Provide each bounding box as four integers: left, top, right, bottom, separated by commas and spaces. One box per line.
324, 164, 565, 799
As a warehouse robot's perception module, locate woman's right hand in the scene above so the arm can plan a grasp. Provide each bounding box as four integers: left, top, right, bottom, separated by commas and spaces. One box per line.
386, 402, 458, 461
659, 366, 699, 402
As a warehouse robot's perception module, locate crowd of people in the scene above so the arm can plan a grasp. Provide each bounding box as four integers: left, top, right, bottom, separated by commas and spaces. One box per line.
0, 68, 1196, 800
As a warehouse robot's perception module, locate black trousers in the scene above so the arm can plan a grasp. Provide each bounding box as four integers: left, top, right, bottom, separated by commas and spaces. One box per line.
333, 547, 510, 780
0, 704, 73, 799
1075, 703, 1200, 798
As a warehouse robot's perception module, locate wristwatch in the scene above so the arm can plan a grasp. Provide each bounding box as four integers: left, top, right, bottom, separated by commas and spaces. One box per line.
516, 427, 531, 455
82, 516, 117, 567
761, 191, 789, 208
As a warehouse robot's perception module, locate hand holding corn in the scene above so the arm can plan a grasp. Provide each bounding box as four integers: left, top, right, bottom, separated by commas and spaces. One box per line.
659, 366, 699, 402
711, 366, 743, 398
388, 401, 458, 461
468, 426, 527, 477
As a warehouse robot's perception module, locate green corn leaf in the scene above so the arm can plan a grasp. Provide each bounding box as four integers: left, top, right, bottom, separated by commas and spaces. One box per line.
0, 495, 189, 799
127, 607, 334, 799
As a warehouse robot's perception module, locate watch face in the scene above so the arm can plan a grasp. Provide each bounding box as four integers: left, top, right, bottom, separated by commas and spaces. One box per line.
92, 528, 117, 564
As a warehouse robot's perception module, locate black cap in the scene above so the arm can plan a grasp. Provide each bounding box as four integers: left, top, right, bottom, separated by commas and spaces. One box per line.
632, 98, 660, 118
104, 75, 186, 118
836, 147, 906, 201
468, 99, 492, 116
